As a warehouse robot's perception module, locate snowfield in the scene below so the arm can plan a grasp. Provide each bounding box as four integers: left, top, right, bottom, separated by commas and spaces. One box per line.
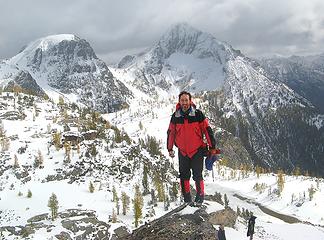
0, 91, 324, 239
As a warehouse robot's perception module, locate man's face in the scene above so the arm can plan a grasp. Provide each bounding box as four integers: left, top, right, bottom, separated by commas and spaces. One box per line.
179, 94, 190, 112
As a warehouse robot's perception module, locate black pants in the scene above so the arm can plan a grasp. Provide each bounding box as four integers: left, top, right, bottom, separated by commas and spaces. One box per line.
179, 149, 204, 181
179, 149, 204, 200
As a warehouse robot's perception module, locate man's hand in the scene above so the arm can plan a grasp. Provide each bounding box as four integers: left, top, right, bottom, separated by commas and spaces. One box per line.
210, 148, 222, 161
209, 148, 221, 156
169, 150, 175, 158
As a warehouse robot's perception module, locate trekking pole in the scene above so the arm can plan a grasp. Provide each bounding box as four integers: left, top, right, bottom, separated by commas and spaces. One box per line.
212, 166, 215, 182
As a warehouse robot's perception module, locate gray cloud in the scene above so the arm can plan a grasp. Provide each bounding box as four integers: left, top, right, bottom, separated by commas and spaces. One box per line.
1, 0, 324, 63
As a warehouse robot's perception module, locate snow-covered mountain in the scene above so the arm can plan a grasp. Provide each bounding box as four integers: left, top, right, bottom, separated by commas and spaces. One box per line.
0, 34, 132, 112
117, 23, 241, 94
115, 23, 324, 176
258, 54, 324, 113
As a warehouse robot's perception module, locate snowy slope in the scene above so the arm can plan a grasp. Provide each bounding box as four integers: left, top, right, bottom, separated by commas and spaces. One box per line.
259, 54, 324, 113
106, 93, 324, 240
1, 91, 324, 239
223, 55, 312, 117
0, 91, 183, 239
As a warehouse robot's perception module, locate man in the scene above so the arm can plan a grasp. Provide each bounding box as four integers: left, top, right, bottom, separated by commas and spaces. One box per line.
247, 215, 257, 240
167, 91, 216, 204
217, 224, 226, 240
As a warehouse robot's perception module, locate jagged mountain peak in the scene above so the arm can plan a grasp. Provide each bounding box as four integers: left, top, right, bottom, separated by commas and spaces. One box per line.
156, 22, 238, 61
9, 34, 96, 68
2, 34, 131, 113
118, 23, 242, 94
162, 22, 203, 39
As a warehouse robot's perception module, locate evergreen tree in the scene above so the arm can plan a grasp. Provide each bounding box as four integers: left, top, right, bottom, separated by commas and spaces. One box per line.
0, 121, 6, 148
89, 181, 95, 193
13, 154, 19, 168
256, 165, 261, 178
150, 189, 157, 206
291, 193, 295, 203
164, 194, 170, 211
170, 181, 178, 201
1, 135, 10, 152
308, 185, 316, 201
224, 193, 229, 209
37, 149, 44, 166
112, 208, 117, 223
139, 121, 143, 130
77, 143, 80, 154
52, 132, 62, 151
153, 173, 164, 202
112, 186, 118, 202
64, 142, 71, 163
277, 170, 285, 196
142, 165, 149, 195
27, 189, 32, 198
121, 192, 130, 215
133, 184, 144, 227
236, 206, 241, 216
145, 135, 162, 157
116, 195, 120, 215
90, 144, 97, 160
47, 123, 52, 134
293, 166, 301, 177
58, 96, 65, 109
48, 193, 59, 221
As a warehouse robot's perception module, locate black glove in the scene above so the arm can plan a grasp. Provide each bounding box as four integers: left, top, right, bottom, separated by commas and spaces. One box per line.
169, 150, 175, 158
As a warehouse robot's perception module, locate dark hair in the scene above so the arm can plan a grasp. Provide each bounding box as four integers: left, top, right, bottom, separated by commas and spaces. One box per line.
178, 91, 191, 101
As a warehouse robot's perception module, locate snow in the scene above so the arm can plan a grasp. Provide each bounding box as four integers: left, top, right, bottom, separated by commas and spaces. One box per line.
9, 34, 76, 66
1, 88, 324, 239
105, 90, 324, 239
1, 24, 324, 239
165, 52, 225, 91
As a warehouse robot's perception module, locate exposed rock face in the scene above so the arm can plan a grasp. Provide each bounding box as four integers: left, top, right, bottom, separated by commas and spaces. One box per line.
118, 55, 136, 68
0, 209, 112, 239
0, 110, 26, 120
0, 207, 237, 239
123, 205, 237, 240
208, 208, 237, 228
3, 70, 46, 97
125, 209, 215, 240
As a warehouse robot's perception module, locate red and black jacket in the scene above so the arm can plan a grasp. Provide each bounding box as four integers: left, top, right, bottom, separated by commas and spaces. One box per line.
167, 103, 216, 158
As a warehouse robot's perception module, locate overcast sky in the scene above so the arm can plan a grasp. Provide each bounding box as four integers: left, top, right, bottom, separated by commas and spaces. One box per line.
1, 0, 324, 63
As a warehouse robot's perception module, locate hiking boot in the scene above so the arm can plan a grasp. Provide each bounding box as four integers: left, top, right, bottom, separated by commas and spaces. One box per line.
194, 194, 204, 204
183, 192, 192, 203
